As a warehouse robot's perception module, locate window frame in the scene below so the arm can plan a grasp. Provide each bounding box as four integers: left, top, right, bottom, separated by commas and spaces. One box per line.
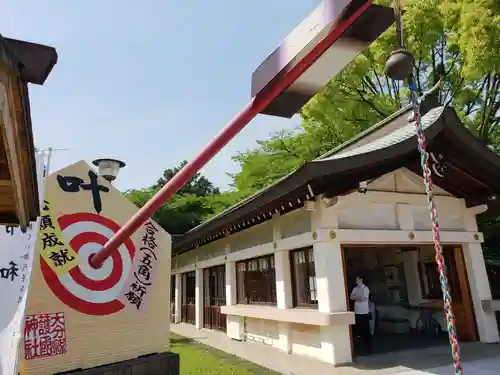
290, 247, 318, 309
170, 274, 175, 303
417, 247, 462, 302
182, 271, 196, 305
236, 254, 277, 305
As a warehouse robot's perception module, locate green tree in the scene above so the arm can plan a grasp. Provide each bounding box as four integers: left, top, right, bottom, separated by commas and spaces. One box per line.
124, 188, 207, 234
125, 162, 239, 234
232, 0, 500, 194
230, 130, 317, 193
478, 215, 500, 258
230, 0, 500, 262
153, 160, 220, 196
127, 0, 500, 249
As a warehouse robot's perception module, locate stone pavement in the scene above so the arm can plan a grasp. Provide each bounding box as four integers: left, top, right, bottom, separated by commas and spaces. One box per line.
397, 357, 499, 374
171, 323, 500, 375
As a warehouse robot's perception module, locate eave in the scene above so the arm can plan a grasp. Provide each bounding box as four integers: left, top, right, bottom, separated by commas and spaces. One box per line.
0, 35, 57, 229
2, 36, 58, 85
173, 106, 500, 255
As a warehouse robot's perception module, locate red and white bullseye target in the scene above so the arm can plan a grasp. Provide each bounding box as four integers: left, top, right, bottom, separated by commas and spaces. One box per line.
40, 213, 136, 316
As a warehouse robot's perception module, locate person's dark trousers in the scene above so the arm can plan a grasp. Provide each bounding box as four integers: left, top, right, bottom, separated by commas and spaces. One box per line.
354, 313, 372, 353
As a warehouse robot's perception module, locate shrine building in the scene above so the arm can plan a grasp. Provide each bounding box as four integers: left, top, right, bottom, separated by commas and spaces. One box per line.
0, 35, 57, 230
170, 98, 500, 366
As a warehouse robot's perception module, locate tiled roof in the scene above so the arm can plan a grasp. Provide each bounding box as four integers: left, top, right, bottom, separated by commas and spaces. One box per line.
318, 106, 445, 161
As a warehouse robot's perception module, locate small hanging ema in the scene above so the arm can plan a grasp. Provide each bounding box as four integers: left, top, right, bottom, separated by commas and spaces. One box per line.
37, 160, 168, 317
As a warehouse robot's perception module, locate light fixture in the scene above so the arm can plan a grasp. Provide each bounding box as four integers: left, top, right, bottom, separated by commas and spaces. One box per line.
92, 158, 126, 183
322, 196, 338, 208
358, 180, 368, 194
304, 201, 316, 212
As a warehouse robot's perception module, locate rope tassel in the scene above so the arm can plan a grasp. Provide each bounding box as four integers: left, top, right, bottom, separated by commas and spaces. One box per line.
408, 83, 463, 374
385, 1, 464, 373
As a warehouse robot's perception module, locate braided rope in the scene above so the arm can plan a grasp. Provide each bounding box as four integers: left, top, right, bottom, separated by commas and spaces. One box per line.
408, 83, 463, 374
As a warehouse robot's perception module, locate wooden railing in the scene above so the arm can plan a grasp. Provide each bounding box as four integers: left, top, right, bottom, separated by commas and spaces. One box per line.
181, 297, 196, 324
203, 298, 227, 331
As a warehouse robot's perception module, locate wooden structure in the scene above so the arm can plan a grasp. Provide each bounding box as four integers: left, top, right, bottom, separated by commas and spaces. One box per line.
170, 275, 176, 323
342, 245, 477, 343
180, 271, 196, 324
170, 99, 500, 366
0, 35, 57, 229
203, 265, 227, 331
22, 161, 177, 375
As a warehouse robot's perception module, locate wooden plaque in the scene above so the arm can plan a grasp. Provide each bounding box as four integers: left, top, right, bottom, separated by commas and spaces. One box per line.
21, 161, 172, 375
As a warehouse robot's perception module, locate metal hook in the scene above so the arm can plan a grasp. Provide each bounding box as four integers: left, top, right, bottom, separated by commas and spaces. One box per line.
384, 0, 415, 81
393, 0, 405, 49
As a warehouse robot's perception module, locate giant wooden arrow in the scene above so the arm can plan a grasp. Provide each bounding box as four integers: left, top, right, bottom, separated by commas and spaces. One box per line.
90, 0, 396, 268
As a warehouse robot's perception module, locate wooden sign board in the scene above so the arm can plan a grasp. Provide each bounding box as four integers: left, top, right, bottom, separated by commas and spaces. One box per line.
21, 161, 172, 375
251, 0, 396, 118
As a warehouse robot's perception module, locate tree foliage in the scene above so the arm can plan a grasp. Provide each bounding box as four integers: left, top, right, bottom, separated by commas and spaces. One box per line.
125, 162, 241, 235
232, 0, 500, 192
153, 160, 220, 196
231, 0, 500, 256
126, 0, 500, 257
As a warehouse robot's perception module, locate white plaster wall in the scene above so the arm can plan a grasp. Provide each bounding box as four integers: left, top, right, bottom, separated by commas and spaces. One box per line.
277, 208, 311, 238
174, 240, 226, 269
230, 222, 274, 252
337, 203, 464, 231
413, 206, 464, 230
244, 318, 280, 347
369, 168, 451, 196
196, 241, 226, 262
336, 168, 465, 232
244, 319, 324, 360
174, 223, 274, 271
290, 323, 322, 360
338, 203, 397, 230
174, 248, 197, 269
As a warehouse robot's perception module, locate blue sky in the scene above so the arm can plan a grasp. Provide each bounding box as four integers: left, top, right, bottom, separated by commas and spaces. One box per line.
1, 0, 320, 191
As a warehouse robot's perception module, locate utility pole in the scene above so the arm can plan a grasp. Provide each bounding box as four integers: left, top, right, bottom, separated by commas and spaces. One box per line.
37, 147, 68, 176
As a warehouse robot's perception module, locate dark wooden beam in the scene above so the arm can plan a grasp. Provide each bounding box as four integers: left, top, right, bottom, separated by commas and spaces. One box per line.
0, 211, 19, 225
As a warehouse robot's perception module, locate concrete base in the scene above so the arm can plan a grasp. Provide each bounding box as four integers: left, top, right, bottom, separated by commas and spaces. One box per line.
56, 352, 180, 375
226, 315, 245, 341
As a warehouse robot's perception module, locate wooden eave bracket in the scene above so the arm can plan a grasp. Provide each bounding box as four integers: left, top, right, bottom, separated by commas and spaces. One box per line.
0, 79, 29, 229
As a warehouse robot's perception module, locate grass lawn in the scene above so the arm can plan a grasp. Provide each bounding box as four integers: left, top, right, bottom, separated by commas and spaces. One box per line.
170, 333, 280, 375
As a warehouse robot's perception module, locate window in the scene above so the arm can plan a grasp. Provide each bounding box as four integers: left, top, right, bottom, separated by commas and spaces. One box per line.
170, 275, 175, 303
290, 247, 318, 308
170, 275, 176, 323
236, 255, 277, 305
181, 271, 196, 324
182, 271, 196, 305
419, 262, 442, 300
418, 247, 462, 302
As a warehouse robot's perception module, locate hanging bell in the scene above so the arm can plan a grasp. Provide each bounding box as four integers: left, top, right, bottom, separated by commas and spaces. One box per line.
384, 49, 415, 81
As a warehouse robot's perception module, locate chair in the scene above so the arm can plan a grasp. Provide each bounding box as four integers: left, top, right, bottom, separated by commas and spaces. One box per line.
416, 308, 441, 337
